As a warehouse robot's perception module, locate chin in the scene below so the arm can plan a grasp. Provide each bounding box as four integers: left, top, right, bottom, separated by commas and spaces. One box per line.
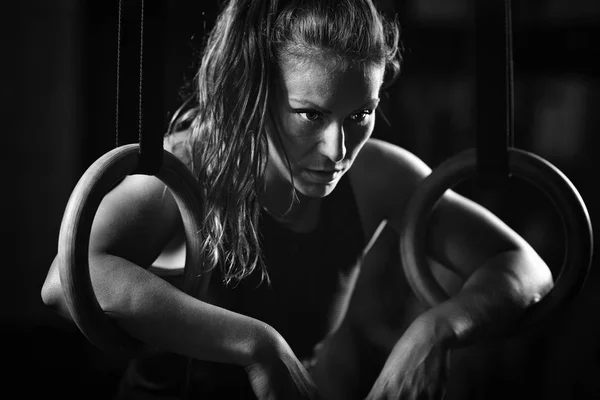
294, 179, 339, 198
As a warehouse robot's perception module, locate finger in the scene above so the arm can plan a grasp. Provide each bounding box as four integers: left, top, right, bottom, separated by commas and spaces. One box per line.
363, 389, 375, 400
432, 349, 450, 395
430, 379, 448, 400
298, 374, 318, 397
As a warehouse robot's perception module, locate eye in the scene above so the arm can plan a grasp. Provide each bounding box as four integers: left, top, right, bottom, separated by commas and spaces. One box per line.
295, 110, 323, 122
348, 109, 373, 123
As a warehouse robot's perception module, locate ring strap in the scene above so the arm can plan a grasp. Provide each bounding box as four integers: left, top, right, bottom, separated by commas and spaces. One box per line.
115, 0, 166, 176
475, 0, 514, 179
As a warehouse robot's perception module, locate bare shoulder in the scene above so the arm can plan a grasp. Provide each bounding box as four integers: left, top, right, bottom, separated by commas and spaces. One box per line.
354, 138, 431, 181
348, 138, 432, 237
98, 129, 193, 239
88, 131, 195, 268
164, 129, 193, 168
90, 172, 183, 264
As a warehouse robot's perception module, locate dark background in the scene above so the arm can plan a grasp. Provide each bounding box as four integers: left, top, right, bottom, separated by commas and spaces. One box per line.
2, 0, 599, 399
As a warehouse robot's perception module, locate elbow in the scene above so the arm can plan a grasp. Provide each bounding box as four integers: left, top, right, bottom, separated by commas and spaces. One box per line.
41, 257, 73, 320
41, 275, 60, 309
536, 265, 554, 303
517, 248, 555, 308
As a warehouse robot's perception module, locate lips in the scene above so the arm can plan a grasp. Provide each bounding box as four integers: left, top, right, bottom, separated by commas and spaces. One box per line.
303, 168, 343, 184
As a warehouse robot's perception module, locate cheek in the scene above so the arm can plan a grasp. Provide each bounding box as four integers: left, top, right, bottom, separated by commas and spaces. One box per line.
278, 119, 319, 160
274, 115, 375, 163
345, 122, 374, 155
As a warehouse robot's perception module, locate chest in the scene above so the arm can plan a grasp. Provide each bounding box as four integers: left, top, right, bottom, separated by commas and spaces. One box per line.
208, 199, 365, 358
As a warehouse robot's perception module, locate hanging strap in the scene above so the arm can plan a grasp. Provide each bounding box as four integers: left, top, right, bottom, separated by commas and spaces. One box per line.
475, 0, 515, 179
115, 0, 165, 175
114, 2, 193, 397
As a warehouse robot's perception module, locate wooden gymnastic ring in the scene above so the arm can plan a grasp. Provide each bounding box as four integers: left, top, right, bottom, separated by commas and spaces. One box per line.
57, 144, 208, 358
400, 148, 593, 327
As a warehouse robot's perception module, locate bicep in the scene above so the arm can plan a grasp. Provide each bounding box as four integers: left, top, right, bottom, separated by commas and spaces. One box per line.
374, 142, 525, 285
41, 175, 181, 317
89, 174, 183, 269
425, 189, 525, 280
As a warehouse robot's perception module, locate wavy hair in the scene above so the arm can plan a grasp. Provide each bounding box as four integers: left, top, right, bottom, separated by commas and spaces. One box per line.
169, 0, 402, 290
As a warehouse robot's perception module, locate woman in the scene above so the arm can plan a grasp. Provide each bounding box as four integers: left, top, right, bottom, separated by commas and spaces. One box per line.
41, 0, 553, 399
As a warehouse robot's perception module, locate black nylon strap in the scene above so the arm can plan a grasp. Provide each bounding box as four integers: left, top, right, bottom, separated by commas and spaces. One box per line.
115, 0, 165, 175
475, 0, 514, 179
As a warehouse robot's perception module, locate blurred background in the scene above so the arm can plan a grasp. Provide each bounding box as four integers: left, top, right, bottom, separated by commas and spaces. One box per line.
2, 0, 598, 398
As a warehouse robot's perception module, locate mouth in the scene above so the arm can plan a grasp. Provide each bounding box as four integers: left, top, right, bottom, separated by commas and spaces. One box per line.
302, 168, 344, 184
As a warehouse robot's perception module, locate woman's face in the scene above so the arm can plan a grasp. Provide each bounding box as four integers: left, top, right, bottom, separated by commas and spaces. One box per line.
267, 52, 385, 198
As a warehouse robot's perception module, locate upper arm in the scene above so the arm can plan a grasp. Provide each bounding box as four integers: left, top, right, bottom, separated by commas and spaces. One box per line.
88, 174, 183, 268
42, 155, 185, 316
90, 130, 192, 265
424, 189, 527, 279
365, 139, 530, 281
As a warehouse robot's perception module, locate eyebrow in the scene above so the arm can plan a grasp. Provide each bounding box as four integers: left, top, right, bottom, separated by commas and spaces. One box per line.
288, 98, 380, 114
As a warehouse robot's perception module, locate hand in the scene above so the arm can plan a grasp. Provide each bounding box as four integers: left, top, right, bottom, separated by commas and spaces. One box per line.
303, 326, 362, 400
365, 318, 451, 400
245, 329, 320, 399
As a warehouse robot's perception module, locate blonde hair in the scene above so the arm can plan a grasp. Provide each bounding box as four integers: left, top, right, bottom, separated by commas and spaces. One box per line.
170, 0, 402, 288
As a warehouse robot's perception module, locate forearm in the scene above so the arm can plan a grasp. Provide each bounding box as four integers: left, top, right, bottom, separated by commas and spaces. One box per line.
42, 253, 275, 367
417, 248, 553, 348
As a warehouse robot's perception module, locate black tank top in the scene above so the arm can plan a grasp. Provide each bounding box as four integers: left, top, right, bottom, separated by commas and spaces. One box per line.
117, 172, 365, 399
220, 172, 365, 358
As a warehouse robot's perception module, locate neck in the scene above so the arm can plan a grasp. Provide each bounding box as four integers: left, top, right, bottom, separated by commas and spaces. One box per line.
259, 173, 321, 233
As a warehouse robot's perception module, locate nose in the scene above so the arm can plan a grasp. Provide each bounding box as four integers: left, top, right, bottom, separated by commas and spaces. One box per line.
320, 123, 346, 163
